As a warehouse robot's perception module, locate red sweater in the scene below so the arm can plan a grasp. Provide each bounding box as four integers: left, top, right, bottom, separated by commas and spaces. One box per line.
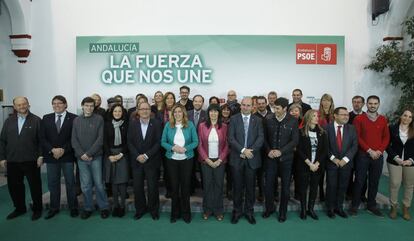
353, 113, 390, 153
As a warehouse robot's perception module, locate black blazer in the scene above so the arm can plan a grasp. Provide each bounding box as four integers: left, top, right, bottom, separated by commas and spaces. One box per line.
41, 112, 77, 163
326, 122, 358, 168
228, 113, 264, 169
0, 112, 42, 163
387, 124, 414, 166
297, 126, 328, 173
127, 117, 162, 169
263, 114, 299, 162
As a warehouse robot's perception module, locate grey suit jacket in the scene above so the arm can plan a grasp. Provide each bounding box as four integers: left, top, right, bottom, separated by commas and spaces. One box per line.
326, 122, 358, 168
187, 109, 207, 128
228, 113, 264, 169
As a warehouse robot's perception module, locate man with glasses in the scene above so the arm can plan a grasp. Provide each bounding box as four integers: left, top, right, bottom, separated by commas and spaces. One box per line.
325, 107, 358, 219
177, 86, 194, 111
128, 102, 162, 220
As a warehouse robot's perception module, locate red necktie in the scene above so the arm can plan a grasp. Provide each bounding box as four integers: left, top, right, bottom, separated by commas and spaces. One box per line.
336, 125, 342, 152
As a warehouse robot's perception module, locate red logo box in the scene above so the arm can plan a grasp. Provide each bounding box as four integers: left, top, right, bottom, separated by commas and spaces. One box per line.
317, 44, 337, 65
296, 44, 317, 64
296, 43, 337, 65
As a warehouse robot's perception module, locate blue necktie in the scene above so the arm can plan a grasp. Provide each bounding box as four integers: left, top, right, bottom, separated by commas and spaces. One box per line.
243, 116, 249, 147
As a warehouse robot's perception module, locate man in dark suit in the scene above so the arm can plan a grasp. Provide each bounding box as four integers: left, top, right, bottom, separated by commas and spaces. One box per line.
347, 95, 366, 201
262, 97, 299, 222
41, 95, 79, 219
187, 94, 207, 193
0, 96, 43, 220
128, 102, 162, 220
228, 97, 264, 224
288, 88, 312, 115
326, 107, 358, 219
254, 96, 270, 202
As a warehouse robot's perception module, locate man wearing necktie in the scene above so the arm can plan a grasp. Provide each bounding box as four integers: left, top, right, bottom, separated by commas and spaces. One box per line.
326, 107, 358, 218
187, 95, 207, 193
228, 97, 264, 224
40, 95, 79, 219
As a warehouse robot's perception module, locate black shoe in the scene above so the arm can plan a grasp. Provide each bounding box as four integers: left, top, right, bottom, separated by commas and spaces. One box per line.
262, 210, 274, 219
112, 208, 120, 217
31, 211, 42, 221
170, 216, 177, 223
367, 207, 384, 217
183, 215, 192, 224
278, 214, 286, 223
100, 209, 110, 219
349, 207, 358, 216
300, 209, 307, 220
44, 210, 59, 220
134, 212, 145, 220
118, 208, 125, 217
327, 210, 336, 219
70, 209, 79, 218
151, 212, 160, 220
307, 210, 319, 220
334, 209, 348, 218
245, 214, 256, 225
81, 211, 92, 219
6, 210, 26, 220
231, 213, 240, 224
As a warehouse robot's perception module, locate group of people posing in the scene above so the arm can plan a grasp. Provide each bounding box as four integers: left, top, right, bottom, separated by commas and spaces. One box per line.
0, 86, 413, 225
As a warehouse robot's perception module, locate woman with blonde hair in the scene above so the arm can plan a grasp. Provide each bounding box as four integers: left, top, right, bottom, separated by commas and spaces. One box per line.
297, 109, 328, 220
161, 104, 198, 223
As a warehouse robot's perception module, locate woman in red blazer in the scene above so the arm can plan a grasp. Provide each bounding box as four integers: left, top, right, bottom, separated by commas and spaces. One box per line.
197, 104, 229, 221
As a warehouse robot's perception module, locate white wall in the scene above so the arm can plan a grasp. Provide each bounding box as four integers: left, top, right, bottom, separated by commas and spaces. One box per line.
0, 0, 412, 118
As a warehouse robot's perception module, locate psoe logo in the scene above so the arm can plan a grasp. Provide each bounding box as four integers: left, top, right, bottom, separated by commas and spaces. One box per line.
296, 43, 337, 65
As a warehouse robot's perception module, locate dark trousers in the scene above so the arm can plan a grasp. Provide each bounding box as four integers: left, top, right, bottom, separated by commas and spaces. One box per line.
201, 163, 225, 215
352, 152, 383, 209
46, 162, 78, 211
299, 168, 320, 208
265, 158, 292, 215
231, 160, 256, 216
167, 158, 193, 218
256, 166, 264, 197
112, 183, 127, 208
347, 167, 368, 199
326, 162, 352, 211
7, 162, 43, 212
132, 165, 160, 215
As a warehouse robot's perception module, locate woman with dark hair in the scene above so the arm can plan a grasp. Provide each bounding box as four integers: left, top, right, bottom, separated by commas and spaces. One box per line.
297, 109, 328, 220
221, 103, 232, 125
197, 104, 229, 221
387, 109, 414, 220
103, 104, 129, 217
161, 104, 198, 223
209, 96, 220, 105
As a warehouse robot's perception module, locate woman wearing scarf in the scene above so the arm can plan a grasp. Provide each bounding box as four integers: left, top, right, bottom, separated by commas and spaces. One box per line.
104, 104, 129, 217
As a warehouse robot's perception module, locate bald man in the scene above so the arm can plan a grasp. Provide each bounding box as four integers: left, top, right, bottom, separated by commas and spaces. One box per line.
228, 97, 264, 224
0, 97, 43, 220
91, 93, 106, 118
